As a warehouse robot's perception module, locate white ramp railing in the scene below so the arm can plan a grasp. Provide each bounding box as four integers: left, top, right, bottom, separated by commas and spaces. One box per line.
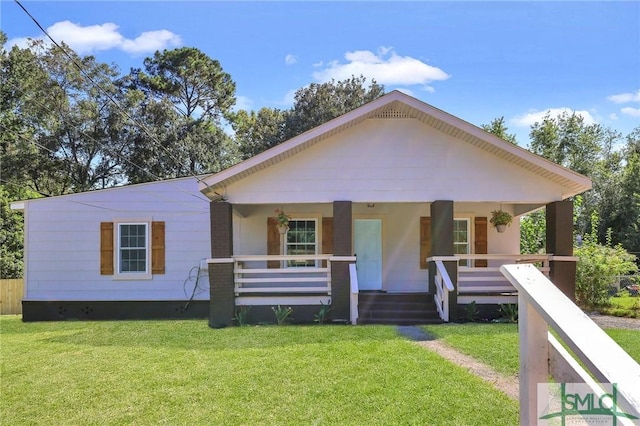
428, 257, 455, 322
501, 264, 640, 426
349, 263, 359, 325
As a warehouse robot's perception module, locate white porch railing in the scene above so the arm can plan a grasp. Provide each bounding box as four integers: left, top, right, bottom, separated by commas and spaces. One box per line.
501, 264, 640, 425
207, 255, 356, 306
458, 254, 559, 304
427, 254, 579, 321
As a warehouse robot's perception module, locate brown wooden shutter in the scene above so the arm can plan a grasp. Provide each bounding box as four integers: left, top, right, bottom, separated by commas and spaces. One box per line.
100, 222, 114, 275
267, 217, 279, 268
420, 217, 431, 269
322, 217, 333, 267
151, 221, 165, 274
474, 217, 488, 267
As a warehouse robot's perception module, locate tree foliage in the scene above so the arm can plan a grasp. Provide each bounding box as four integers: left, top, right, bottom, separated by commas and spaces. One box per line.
233, 76, 385, 159
283, 76, 384, 140
232, 107, 286, 160
481, 117, 518, 145
1, 38, 126, 194
124, 47, 238, 182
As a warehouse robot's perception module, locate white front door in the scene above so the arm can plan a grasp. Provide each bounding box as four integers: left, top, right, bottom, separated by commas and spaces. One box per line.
354, 219, 383, 291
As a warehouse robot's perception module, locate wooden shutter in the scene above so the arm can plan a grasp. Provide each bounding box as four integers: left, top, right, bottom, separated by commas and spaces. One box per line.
420, 217, 431, 269
267, 217, 279, 268
100, 222, 114, 275
151, 221, 165, 274
474, 217, 488, 267
322, 217, 333, 267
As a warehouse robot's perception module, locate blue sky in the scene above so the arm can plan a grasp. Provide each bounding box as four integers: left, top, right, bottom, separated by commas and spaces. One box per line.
2, 1, 639, 146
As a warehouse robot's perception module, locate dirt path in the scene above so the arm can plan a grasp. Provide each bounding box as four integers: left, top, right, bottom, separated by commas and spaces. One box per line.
396, 326, 519, 400
397, 316, 639, 402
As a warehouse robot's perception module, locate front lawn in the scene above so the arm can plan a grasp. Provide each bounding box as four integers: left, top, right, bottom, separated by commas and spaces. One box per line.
598, 292, 640, 318
0, 317, 517, 425
423, 323, 640, 378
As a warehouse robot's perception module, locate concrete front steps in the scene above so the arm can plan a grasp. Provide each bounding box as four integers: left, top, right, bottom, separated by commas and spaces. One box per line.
357, 292, 443, 325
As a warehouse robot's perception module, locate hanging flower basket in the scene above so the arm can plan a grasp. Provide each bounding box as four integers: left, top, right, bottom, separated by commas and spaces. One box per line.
490, 210, 513, 233
273, 209, 290, 234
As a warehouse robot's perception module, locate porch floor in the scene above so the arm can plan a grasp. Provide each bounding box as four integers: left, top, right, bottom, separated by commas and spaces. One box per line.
357, 292, 442, 325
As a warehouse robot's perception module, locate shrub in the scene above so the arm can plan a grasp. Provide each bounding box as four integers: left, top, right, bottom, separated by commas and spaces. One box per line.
575, 215, 638, 306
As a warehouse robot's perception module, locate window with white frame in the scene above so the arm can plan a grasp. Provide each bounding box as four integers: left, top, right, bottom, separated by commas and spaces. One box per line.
454, 219, 470, 267
118, 223, 149, 274
285, 219, 317, 267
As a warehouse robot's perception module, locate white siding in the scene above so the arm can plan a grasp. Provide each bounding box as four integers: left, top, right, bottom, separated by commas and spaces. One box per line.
23, 178, 211, 301
222, 119, 567, 205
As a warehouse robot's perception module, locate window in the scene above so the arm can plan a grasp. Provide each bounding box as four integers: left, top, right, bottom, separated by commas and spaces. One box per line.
118, 223, 149, 274
454, 219, 470, 267
286, 219, 317, 267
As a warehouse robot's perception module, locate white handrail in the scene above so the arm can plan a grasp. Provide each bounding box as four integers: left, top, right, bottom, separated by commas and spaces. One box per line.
434, 260, 455, 292
349, 263, 358, 325
431, 259, 455, 322
501, 264, 640, 425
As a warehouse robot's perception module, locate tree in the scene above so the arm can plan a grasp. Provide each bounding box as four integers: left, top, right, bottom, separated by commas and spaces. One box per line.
528, 112, 623, 238
481, 117, 518, 144
614, 127, 640, 259
1, 38, 127, 194
283, 76, 384, 140
125, 48, 238, 181
0, 184, 41, 278
520, 210, 546, 254
232, 107, 286, 160
137, 47, 236, 122
230, 76, 385, 158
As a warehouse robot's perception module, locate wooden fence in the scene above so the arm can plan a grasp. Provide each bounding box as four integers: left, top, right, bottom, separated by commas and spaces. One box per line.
0, 279, 23, 315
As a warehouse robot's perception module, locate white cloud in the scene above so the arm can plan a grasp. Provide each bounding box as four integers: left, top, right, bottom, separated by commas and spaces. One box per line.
233, 95, 253, 111
285, 54, 298, 65
511, 108, 597, 127
607, 90, 640, 104
312, 47, 450, 90
609, 113, 619, 121
621, 107, 640, 118
7, 20, 181, 55
120, 30, 182, 54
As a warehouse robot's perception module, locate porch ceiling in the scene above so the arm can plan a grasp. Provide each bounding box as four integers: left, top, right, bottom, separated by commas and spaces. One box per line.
199, 92, 592, 200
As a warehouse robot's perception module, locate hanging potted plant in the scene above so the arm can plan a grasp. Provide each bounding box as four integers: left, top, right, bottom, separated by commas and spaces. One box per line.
490, 209, 513, 233
273, 209, 291, 234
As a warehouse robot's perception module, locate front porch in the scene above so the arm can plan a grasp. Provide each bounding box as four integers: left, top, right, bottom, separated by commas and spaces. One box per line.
207, 199, 577, 326
207, 252, 577, 325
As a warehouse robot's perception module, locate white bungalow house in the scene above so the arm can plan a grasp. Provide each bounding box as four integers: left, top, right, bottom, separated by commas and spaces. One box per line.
13, 91, 591, 324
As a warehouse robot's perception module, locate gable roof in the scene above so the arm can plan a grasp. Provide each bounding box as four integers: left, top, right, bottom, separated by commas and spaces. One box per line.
198, 90, 591, 199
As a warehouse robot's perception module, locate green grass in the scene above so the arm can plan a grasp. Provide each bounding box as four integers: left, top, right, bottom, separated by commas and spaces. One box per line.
423, 323, 640, 378
423, 323, 520, 377
598, 293, 640, 318
0, 317, 517, 425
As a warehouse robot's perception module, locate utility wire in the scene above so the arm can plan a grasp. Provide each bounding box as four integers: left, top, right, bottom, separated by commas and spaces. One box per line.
13, 0, 219, 194
3, 126, 210, 208
1, 49, 210, 202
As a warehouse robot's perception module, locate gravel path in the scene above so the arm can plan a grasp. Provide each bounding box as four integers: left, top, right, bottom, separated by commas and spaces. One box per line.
587, 313, 640, 330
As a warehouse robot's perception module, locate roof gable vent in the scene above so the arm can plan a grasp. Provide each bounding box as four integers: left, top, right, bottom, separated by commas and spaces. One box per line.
372, 109, 414, 119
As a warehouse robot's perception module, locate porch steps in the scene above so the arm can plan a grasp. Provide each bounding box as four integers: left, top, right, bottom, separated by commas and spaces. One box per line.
357, 292, 442, 325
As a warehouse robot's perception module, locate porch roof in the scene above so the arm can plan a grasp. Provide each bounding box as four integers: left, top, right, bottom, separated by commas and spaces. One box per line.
198, 91, 592, 200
